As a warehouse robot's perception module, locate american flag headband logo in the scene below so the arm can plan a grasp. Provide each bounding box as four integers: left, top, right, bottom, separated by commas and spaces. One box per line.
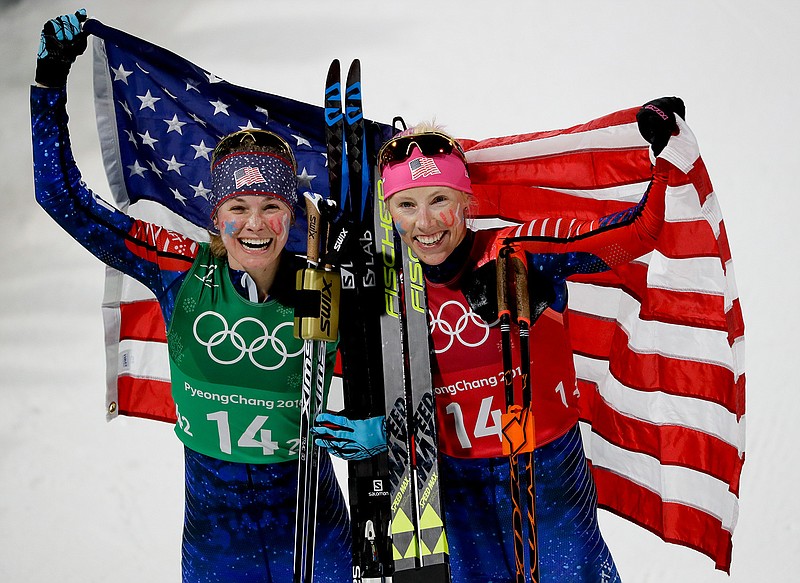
210, 151, 299, 212
409, 156, 442, 180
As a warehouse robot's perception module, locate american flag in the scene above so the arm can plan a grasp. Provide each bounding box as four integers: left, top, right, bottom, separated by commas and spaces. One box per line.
409, 156, 441, 180
234, 166, 266, 188
86, 19, 743, 572
463, 112, 745, 572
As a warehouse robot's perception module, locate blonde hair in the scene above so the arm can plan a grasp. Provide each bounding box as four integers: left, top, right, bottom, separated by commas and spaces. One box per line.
209, 234, 227, 258
398, 119, 447, 137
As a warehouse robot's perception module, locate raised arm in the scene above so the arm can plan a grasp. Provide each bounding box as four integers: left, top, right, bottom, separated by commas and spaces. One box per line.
31, 11, 198, 312
501, 98, 698, 279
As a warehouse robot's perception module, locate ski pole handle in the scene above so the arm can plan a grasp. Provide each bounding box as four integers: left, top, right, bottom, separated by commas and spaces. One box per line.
512, 255, 529, 326
496, 246, 511, 318
305, 192, 323, 266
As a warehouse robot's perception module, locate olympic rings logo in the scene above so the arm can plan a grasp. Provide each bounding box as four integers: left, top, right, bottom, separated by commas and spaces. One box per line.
192, 311, 303, 370
429, 300, 492, 354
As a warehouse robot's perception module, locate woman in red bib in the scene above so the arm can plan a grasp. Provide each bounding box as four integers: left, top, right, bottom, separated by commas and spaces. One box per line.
316, 105, 697, 582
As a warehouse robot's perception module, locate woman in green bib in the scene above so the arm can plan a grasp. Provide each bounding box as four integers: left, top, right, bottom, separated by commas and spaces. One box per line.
31, 12, 351, 579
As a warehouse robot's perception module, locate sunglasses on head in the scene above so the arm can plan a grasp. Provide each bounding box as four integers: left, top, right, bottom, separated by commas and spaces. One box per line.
378, 131, 467, 172
212, 129, 296, 169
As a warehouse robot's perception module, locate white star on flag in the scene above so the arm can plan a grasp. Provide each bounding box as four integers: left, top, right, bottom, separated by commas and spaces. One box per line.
162, 156, 185, 174
164, 114, 187, 134
137, 90, 160, 111
112, 64, 133, 84
210, 99, 230, 116
191, 141, 213, 160
127, 160, 147, 177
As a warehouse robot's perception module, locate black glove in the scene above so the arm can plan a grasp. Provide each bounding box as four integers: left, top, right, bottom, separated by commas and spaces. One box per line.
463, 260, 498, 323
35, 9, 88, 87
636, 96, 686, 157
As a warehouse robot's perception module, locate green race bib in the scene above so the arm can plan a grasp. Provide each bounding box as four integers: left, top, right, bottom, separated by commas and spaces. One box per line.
167, 245, 335, 463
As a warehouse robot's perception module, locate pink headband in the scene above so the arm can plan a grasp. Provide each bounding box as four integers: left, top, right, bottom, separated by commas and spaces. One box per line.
380, 146, 473, 199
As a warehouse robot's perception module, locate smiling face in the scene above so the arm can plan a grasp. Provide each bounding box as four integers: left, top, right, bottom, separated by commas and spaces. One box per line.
213, 195, 292, 278
387, 185, 469, 265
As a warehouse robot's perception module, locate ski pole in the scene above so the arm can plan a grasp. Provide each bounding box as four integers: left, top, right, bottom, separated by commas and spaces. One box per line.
293, 193, 341, 582
511, 254, 540, 583
293, 193, 323, 583
497, 245, 525, 583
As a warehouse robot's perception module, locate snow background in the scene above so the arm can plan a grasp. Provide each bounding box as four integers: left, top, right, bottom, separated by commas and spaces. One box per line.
1, 0, 797, 581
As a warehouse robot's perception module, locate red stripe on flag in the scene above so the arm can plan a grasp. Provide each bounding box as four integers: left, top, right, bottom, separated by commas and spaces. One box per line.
471, 186, 642, 224
117, 375, 175, 423
688, 158, 715, 204
592, 467, 733, 572
717, 222, 734, 265
470, 149, 651, 204
119, 300, 167, 342
728, 298, 745, 343
569, 310, 740, 412
656, 221, 723, 259
463, 107, 640, 151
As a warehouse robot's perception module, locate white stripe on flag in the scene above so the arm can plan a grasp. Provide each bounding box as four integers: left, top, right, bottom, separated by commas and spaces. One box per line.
117, 338, 171, 382
724, 259, 740, 312
702, 191, 724, 238
465, 122, 646, 164
579, 424, 740, 531
646, 252, 728, 296
546, 182, 647, 204
574, 354, 745, 450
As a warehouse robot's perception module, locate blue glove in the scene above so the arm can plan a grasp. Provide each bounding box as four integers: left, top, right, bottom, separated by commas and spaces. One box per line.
311, 413, 387, 461
36, 9, 88, 87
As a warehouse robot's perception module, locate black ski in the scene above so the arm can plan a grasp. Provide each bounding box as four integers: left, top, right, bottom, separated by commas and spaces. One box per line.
332, 59, 394, 581
324, 58, 450, 581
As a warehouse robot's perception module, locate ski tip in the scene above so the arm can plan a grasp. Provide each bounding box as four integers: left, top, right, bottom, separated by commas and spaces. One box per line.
327, 59, 341, 74
347, 59, 361, 76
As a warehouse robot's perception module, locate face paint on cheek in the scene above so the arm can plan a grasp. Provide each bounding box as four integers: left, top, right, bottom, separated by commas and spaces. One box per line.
267, 213, 291, 239
222, 220, 239, 237
394, 219, 409, 236
439, 208, 458, 228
